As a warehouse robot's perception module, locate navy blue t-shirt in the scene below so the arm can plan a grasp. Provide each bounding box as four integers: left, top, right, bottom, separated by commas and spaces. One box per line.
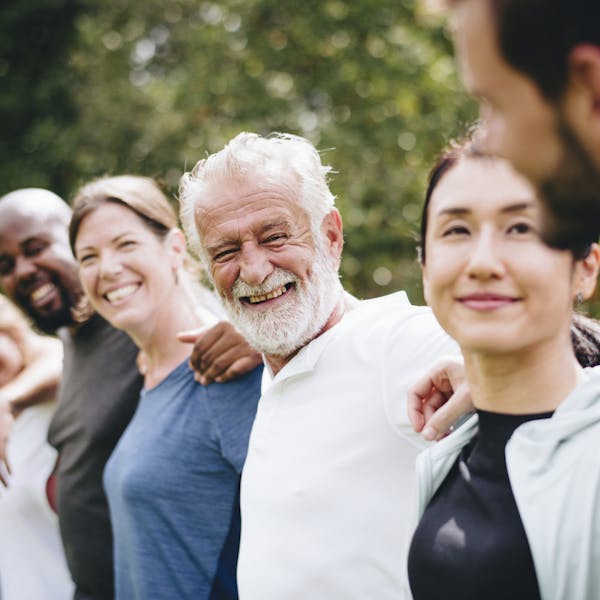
104, 360, 262, 599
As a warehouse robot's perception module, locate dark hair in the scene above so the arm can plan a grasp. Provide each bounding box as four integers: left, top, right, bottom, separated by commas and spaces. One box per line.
69, 175, 176, 254
488, 0, 600, 101
572, 312, 600, 367
419, 137, 485, 264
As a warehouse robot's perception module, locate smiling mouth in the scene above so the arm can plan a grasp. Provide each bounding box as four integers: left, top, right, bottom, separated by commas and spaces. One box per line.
30, 283, 56, 305
104, 284, 139, 304
458, 295, 519, 310
243, 283, 295, 305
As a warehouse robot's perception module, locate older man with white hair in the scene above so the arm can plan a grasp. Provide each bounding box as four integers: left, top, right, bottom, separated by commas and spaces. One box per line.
179, 132, 459, 599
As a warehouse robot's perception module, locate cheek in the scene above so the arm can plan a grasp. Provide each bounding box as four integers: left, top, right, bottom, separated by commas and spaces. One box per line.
78, 268, 97, 299
0, 275, 15, 295
210, 264, 236, 298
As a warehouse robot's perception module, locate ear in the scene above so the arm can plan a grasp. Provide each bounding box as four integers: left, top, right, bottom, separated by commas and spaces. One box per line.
564, 45, 600, 156
320, 209, 344, 264
165, 228, 187, 270
573, 242, 600, 301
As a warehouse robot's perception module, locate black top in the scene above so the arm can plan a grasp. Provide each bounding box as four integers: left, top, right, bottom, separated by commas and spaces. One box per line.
408, 409, 553, 600
48, 314, 143, 599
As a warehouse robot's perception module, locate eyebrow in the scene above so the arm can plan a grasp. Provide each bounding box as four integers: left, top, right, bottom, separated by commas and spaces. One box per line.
435, 200, 536, 217
76, 231, 136, 254
206, 218, 293, 252
20, 235, 47, 246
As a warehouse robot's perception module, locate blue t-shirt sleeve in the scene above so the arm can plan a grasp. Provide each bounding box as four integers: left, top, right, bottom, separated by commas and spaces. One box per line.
205, 365, 263, 473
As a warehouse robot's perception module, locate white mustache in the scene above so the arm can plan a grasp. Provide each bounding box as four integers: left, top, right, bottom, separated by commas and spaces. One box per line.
232, 269, 298, 299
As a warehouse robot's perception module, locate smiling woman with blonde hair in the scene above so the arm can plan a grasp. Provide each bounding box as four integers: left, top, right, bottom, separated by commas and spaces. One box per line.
70, 175, 262, 600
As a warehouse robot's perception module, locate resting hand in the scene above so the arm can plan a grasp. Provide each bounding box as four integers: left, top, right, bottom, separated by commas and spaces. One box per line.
177, 321, 262, 385
407, 357, 472, 441
0, 398, 14, 486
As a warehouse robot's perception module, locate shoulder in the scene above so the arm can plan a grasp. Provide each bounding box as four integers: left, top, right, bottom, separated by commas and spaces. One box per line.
205, 364, 263, 402
345, 291, 451, 347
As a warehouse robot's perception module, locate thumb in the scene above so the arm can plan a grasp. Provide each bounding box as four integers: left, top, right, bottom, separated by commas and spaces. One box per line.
176, 325, 210, 343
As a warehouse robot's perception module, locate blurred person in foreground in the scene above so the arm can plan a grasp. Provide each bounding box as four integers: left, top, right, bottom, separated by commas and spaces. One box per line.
407, 141, 600, 599
179, 131, 461, 599
431, 0, 600, 249
0, 295, 73, 599
0, 188, 261, 599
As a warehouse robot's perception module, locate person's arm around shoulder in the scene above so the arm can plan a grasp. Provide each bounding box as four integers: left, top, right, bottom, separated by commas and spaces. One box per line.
178, 321, 262, 386
0, 332, 63, 485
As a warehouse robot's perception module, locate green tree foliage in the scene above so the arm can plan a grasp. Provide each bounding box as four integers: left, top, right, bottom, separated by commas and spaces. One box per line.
1, 0, 478, 302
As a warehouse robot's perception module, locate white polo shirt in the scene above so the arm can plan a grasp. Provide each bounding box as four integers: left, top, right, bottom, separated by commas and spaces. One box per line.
237, 292, 459, 599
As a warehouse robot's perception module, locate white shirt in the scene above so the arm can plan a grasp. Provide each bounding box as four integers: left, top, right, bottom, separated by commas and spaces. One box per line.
237, 292, 459, 599
0, 402, 74, 600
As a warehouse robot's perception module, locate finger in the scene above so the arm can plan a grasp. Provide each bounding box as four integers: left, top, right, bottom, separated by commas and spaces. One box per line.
407, 389, 428, 432
214, 355, 263, 384
422, 383, 472, 441
196, 347, 239, 382
422, 390, 449, 424
176, 325, 210, 344
188, 323, 238, 372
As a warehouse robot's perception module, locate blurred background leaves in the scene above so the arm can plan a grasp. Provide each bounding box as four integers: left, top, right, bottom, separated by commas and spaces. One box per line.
2, 0, 478, 302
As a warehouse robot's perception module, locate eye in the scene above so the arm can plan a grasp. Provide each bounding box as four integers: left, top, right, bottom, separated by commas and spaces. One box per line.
263, 233, 288, 246
0, 256, 15, 276
23, 240, 48, 257
212, 247, 238, 263
118, 239, 138, 250
507, 221, 536, 236
77, 253, 97, 266
442, 225, 470, 237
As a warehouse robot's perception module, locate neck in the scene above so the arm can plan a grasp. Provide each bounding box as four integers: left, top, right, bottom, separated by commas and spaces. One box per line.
129, 286, 209, 389
265, 291, 357, 376
463, 337, 584, 414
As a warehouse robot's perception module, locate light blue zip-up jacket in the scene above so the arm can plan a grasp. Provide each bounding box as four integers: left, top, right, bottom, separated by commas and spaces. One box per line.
410, 368, 600, 600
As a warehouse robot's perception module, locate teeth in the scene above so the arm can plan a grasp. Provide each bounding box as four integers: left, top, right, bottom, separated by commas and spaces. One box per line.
106, 284, 138, 304
248, 285, 287, 304
31, 283, 55, 302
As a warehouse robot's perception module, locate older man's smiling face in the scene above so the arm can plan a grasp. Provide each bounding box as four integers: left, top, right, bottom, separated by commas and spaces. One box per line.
194, 174, 343, 358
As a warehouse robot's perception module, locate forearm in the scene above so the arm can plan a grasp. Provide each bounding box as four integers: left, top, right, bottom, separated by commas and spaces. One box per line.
2, 335, 63, 415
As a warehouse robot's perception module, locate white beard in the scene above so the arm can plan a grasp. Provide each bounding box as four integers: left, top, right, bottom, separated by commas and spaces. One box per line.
221, 249, 342, 357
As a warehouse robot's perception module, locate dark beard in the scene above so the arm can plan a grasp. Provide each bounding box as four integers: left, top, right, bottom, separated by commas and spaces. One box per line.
30, 303, 76, 334
18, 286, 78, 334
538, 117, 600, 252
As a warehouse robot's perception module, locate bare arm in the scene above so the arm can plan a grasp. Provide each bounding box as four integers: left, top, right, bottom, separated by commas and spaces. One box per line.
0, 333, 62, 485
178, 321, 263, 386
407, 356, 473, 441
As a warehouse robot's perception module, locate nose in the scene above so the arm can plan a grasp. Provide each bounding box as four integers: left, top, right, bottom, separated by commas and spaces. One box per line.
239, 244, 273, 287
98, 251, 123, 279
465, 228, 505, 280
